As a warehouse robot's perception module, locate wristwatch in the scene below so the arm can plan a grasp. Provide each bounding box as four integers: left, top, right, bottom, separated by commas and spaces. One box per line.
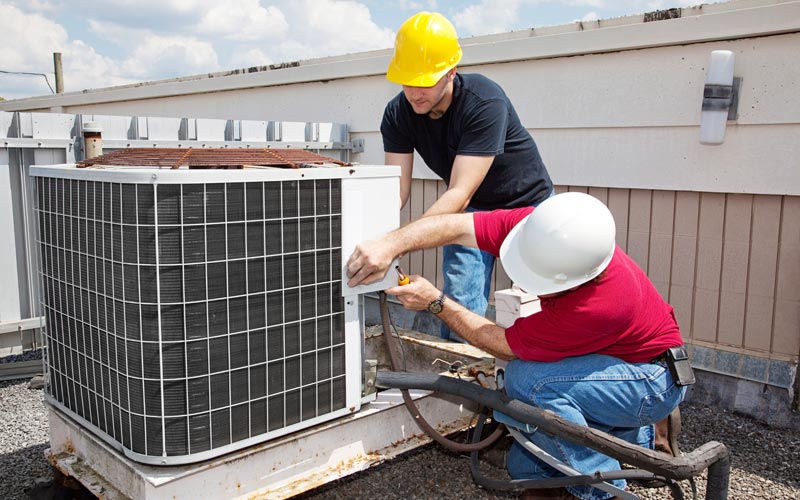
427, 292, 446, 314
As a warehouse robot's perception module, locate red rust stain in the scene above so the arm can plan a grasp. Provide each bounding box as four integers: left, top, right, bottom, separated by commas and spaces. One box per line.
76, 148, 351, 169
63, 436, 75, 454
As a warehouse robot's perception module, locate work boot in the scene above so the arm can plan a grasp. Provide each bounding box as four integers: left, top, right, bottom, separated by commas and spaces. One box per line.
519, 487, 581, 500
654, 407, 682, 457
636, 406, 683, 489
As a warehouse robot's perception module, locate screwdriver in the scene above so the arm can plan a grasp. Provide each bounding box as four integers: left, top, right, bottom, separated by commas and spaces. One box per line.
395, 265, 410, 286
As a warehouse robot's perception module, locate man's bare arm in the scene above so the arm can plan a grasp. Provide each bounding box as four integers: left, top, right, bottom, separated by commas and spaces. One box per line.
386, 152, 414, 210
346, 212, 477, 287
385, 276, 516, 360
422, 154, 493, 217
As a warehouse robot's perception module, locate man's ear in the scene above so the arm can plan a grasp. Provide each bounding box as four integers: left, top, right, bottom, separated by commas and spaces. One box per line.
447, 67, 457, 81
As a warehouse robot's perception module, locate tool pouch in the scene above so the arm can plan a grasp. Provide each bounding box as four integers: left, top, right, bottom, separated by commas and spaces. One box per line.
666, 346, 695, 386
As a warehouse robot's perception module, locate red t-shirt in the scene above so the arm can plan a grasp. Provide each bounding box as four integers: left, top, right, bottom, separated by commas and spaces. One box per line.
474, 207, 684, 363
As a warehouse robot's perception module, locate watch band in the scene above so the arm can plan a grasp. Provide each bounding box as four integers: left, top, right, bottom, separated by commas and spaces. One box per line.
427, 292, 446, 314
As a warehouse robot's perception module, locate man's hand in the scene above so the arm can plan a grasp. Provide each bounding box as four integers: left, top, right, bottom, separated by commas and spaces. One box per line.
346, 240, 396, 287
384, 275, 440, 311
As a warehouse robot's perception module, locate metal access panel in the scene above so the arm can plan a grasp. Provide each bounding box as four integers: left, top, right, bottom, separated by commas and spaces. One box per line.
30, 164, 399, 465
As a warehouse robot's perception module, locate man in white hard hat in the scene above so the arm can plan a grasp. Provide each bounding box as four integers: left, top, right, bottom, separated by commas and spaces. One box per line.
346, 192, 691, 500
382, 11, 553, 342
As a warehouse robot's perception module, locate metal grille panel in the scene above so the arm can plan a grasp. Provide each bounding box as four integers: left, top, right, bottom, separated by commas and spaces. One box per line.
35, 174, 347, 462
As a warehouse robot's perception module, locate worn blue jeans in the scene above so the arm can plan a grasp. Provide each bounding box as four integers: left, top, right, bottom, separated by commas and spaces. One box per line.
504, 354, 687, 500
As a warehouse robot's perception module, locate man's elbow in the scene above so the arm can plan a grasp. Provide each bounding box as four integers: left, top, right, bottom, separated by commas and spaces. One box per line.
495, 352, 516, 362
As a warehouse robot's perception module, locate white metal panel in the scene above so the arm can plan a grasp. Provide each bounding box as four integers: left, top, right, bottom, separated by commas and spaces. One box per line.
535, 124, 800, 195
239, 120, 268, 141
279, 121, 307, 141
340, 175, 402, 296
194, 118, 227, 140
17, 113, 33, 137
32, 148, 68, 165
83, 114, 135, 139
0, 165, 21, 322
0, 112, 13, 138
492, 33, 800, 129
137, 116, 148, 138
31, 113, 76, 139
146, 117, 182, 140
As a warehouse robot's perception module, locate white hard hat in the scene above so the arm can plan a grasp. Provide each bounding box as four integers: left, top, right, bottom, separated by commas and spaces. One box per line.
499, 192, 616, 296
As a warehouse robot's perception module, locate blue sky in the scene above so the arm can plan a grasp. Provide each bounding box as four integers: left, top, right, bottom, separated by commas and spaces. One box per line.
0, 0, 699, 101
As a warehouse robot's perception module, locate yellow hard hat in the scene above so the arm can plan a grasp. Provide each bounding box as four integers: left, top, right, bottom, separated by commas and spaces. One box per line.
387, 12, 463, 87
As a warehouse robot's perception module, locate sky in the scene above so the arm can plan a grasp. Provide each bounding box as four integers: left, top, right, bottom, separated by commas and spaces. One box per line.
0, 0, 700, 101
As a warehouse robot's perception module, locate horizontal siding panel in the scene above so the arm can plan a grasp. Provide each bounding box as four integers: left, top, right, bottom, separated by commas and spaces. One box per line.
396, 182, 796, 362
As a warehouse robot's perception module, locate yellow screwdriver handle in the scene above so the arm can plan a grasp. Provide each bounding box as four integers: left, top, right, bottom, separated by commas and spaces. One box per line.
396, 265, 410, 286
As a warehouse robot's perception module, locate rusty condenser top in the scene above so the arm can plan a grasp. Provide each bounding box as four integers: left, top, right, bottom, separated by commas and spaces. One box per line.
76, 147, 350, 169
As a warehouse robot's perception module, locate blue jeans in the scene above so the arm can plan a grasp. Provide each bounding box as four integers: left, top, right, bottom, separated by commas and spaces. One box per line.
440, 240, 494, 341
504, 354, 686, 500
441, 191, 554, 341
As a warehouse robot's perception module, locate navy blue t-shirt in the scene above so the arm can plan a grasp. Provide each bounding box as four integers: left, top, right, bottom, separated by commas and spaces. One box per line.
381, 73, 552, 210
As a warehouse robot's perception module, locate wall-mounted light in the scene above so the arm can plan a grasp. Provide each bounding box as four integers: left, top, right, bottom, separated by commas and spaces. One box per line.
699, 50, 741, 145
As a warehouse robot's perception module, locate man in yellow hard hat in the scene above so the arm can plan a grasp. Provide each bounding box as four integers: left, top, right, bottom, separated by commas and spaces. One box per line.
382, 11, 554, 341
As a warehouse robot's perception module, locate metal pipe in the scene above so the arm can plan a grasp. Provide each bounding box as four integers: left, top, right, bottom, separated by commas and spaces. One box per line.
82, 122, 103, 160
53, 53, 63, 94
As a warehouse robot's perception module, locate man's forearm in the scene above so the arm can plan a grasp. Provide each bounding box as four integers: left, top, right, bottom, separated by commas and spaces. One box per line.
390, 212, 477, 253
422, 188, 471, 217
437, 301, 515, 360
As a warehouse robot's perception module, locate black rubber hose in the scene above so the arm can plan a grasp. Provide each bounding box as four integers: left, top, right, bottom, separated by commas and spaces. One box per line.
705, 452, 732, 500
468, 411, 686, 499
378, 291, 504, 453
377, 370, 731, 494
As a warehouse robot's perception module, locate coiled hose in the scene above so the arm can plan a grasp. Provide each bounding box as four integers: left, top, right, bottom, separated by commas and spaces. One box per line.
378, 291, 504, 452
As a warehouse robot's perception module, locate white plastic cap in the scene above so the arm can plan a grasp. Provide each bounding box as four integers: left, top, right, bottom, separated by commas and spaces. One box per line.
82, 121, 102, 133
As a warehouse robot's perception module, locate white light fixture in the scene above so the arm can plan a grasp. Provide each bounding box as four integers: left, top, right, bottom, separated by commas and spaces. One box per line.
699, 50, 740, 145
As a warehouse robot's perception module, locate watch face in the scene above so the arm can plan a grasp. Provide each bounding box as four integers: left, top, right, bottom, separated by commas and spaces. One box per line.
428, 294, 445, 314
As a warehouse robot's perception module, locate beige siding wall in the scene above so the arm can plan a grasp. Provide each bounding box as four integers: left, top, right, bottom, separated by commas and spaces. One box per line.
405, 178, 799, 362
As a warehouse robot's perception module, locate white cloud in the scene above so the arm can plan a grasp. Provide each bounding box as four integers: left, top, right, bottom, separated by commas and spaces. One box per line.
121, 35, 219, 79
70, 0, 215, 32
0, 4, 137, 98
453, 0, 520, 36
561, 0, 606, 8
272, 0, 394, 61
0, 4, 68, 97
395, 0, 425, 9
227, 48, 275, 68
5, 0, 62, 13
197, 0, 288, 41
59, 41, 137, 92
87, 19, 152, 48
0, 4, 68, 71
1, 0, 398, 99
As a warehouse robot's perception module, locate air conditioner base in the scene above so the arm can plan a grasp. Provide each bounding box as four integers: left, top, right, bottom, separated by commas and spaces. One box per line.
44, 331, 489, 500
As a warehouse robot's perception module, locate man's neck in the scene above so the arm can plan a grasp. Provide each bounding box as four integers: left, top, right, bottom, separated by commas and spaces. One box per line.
428, 81, 455, 119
